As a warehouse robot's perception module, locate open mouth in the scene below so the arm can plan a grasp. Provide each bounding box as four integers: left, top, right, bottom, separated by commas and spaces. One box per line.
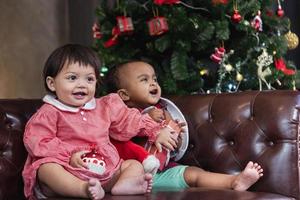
73, 91, 87, 97
149, 89, 158, 95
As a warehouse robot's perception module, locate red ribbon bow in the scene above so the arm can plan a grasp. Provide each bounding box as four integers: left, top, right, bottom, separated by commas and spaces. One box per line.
104, 26, 120, 48
274, 57, 296, 75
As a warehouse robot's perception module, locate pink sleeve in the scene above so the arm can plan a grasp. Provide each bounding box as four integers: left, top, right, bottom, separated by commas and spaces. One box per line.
23, 106, 75, 162
105, 94, 161, 142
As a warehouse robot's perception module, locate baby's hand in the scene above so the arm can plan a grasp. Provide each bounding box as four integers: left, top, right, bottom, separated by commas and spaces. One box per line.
148, 107, 165, 122
175, 120, 186, 133
70, 151, 88, 169
155, 127, 178, 152
175, 120, 186, 149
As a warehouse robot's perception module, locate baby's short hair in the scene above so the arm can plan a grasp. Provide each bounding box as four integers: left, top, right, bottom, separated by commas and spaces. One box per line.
43, 44, 101, 94
105, 60, 145, 93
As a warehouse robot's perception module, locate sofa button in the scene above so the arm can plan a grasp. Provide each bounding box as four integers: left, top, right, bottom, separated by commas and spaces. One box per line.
229, 141, 234, 146
189, 144, 194, 149
269, 141, 274, 146
6, 123, 13, 130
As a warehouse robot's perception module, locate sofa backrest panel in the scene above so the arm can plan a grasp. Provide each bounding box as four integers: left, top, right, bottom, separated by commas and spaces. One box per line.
171, 90, 300, 199
0, 91, 300, 199
0, 99, 42, 200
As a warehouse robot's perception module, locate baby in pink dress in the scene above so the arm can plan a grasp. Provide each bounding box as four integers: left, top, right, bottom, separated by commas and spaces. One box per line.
22, 44, 177, 200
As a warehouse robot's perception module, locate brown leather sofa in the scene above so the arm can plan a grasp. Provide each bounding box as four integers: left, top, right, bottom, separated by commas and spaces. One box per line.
1, 90, 299, 200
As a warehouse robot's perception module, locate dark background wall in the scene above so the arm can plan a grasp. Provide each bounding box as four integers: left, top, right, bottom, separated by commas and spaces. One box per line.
68, 0, 98, 46
0, 0, 299, 98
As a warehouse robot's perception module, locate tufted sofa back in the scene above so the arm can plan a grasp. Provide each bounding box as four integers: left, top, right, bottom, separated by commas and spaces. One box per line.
0, 99, 42, 200
171, 90, 300, 199
0, 90, 300, 199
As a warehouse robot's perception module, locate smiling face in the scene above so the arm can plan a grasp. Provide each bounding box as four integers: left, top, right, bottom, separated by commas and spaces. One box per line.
46, 61, 97, 107
117, 61, 161, 109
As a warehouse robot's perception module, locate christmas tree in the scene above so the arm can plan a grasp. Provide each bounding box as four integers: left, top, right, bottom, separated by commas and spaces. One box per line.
92, 0, 299, 94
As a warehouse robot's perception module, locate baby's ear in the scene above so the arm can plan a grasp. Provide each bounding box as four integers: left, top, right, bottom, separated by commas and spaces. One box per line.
117, 89, 130, 101
46, 76, 56, 92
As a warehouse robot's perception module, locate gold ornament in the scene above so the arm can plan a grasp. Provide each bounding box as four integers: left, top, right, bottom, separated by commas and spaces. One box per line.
199, 69, 208, 76
284, 31, 299, 50
224, 64, 233, 72
236, 72, 243, 82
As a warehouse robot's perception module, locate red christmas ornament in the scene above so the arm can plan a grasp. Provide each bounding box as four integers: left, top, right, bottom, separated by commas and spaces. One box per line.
210, 47, 226, 64
276, 6, 284, 17
81, 146, 107, 175
116, 16, 134, 34
276, 0, 284, 17
103, 16, 134, 48
266, 9, 274, 17
154, 0, 180, 5
231, 9, 242, 23
274, 57, 295, 75
148, 17, 169, 36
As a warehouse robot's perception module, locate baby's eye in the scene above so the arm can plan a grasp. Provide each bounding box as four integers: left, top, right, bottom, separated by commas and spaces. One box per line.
141, 77, 149, 82
67, 75, 77, 81
87, 76, 96, 83
153, 77, 158, 82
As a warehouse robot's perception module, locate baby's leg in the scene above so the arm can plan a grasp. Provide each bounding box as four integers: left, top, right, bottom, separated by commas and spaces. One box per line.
184, 161, 263, 191
232, 161, 263, 191
38, 163, 104, 199
111, 159, 153, 195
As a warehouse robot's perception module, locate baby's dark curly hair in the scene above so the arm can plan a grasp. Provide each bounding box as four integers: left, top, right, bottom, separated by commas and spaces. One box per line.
104, 64, 121, 94
105, 59, 149, 93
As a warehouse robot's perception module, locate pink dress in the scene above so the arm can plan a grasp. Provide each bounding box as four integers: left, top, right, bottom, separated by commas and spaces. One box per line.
22, 93, 160, 199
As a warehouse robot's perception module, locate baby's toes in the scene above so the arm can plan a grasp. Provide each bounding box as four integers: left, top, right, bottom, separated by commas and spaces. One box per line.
253, 162, 259, 168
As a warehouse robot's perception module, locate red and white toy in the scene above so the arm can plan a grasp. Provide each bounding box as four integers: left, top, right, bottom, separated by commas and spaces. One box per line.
111, 139, 160, 174
210, 47, 226, 64
81, 147, 106, 175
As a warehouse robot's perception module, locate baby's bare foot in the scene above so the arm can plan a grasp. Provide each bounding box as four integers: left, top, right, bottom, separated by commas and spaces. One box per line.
87, 178, 105, 200
232, 161, 263, 191
111, 173, 153, 195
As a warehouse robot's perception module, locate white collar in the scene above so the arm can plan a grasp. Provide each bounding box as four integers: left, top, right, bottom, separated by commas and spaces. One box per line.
43, 94, 96, 112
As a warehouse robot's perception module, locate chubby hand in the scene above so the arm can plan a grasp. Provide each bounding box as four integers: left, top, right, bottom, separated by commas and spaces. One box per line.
168, 120, 186, 150
175, 120, 186, 133
148, 107, 165, 122
70, 151, 88, 169
155, 127, 178, 152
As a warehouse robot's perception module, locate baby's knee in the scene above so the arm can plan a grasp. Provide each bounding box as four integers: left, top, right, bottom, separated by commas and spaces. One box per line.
37, 163, 64, 181
122, 159, 143, 169
38, 162, 63, 172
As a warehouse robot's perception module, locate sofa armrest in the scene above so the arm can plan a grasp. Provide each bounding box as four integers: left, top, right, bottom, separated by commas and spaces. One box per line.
0, 99, 42, 200
170, 90, 300, 199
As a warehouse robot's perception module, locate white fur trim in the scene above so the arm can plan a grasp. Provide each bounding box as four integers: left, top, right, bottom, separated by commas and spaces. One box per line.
142, 155, 160, 175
